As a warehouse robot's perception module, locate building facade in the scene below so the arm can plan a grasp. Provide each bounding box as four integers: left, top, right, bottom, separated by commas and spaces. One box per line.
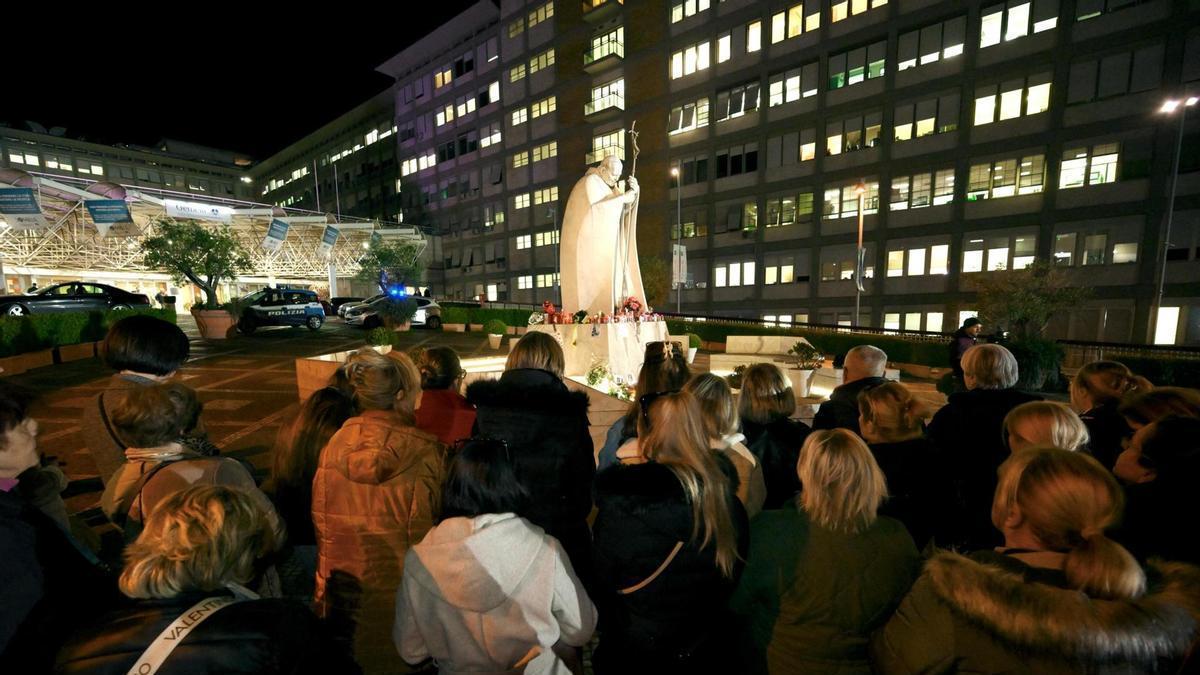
249, 89, 404, 225
381, 0, 1200, 344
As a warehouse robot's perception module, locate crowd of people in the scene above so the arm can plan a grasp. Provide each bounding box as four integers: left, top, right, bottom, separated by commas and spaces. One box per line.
3, 314, 1200, 674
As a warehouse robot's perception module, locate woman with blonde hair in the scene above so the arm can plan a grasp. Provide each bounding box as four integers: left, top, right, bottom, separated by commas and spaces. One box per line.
685, 372, 767, 518
738, 362, 810, 509
1004, 400, 1090, 453
467, 330, 596, 592
312, 348, 445, 674
592, 390, 747, 674
873, 447, 1200, 673
858, 382, 950, 549
732, 430, 919, 674
597, 340, 690, 470
57, 485, 353, 674
928, 343, 1041, 549
1071, 361, 1150, 469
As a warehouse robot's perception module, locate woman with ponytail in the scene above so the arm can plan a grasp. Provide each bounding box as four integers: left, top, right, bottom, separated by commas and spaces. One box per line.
410, 346, 475, 445
592, 391, 747, 674
873, 447, 1200, 674
858, 382, 953, 549
732, 430, 919, 675
57, 485, 354, 674
1071, 361, 1150, 469
312, 348, 445, 673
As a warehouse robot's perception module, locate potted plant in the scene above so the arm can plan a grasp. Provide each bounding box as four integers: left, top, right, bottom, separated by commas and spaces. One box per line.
141, 217, 251, 340
685, 333, 702, 364
484, 319, 507, 350
786, 340, 825, 398
366, 326, 395, 352
376, 297, 419, 332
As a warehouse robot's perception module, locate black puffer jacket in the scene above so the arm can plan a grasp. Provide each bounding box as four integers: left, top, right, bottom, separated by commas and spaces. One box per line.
872, 551, 1200, 674
592, 459, 748, 675
466, 369, 595, 581
1, 488, 117, 673
742, 417, 811, 510
56, 593, 356, 674
927, 388, 1041, 549
869, 438, 956, 551
812, 376, 890, 436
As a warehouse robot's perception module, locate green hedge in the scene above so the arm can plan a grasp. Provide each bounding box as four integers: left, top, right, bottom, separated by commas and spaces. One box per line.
1111, 356, 1200, 389
0, 307, 176, 358
440, 306, 470, 324
666, 319, 950, 368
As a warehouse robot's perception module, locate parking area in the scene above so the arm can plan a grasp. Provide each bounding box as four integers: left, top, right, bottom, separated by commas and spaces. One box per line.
10, 316, 501, 522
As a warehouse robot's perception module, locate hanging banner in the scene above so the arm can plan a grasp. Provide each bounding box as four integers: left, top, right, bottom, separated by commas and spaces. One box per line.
164, 198, 233, 223
318, 225, 339, 256
672, 244, 688, 286
84, 199, 132, 238
855, 247, 867, 293
262, 219, 289, 252
0, 187, 48, 229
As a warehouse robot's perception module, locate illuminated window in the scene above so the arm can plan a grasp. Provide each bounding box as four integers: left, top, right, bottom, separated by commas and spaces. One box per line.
962, 233, 1037, 272
747, 21, 762, 52
591, 130, 625, 162
531, 96, 557, 118
534, 186, 558, 204
512, 152, 530, 169
518, 275, 533, 290
434, 66, 453, 89
828, 41, 887, 89
529, 49, 555, 74
825, 112, 882, 156
535, 229, 560, 246
898, 17, 966, 70
669, 97, 710, 135
717, 33, 731, 63
528, 1, 553, 27
510, 64, 526, 82
670, 40, 711, 79
671, 0, 710, 23
891, 168, 955, 210
831, 0, 886, 23
715, 81, 759, 121
514, 193, 531, 209
974, 73, 1052, 125
768, 62, 819, 106
532, 141, 558, 162
823, 180, 880, 219
713, 260, 756, 287
508, 18, 525, 37
512, 108, 528, 126
516, 235, 532, 249
1059, 143, 1119, 189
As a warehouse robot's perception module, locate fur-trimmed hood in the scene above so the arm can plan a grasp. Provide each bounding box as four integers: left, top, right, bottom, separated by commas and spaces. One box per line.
925, 551, 1200, 665
466, 368, 589, 416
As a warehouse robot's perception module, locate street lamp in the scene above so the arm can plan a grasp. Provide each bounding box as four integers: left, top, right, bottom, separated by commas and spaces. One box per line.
1151, 95, 1197, 344
671, 165, 682, 313
853, 180, 867, 327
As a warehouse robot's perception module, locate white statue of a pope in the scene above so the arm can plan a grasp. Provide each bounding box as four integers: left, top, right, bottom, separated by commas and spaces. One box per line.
559, 155, 646, 315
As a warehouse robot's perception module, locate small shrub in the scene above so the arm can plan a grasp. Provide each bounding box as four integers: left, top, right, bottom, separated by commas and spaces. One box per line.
440, 306, 469, 324
366, 327, 395, 346
686, 333, 702, 349
787, 341, 825, 370
375, 298, 418, 328
484, 319, 508, 336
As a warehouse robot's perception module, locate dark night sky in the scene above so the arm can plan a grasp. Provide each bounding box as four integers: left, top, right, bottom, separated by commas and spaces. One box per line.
4, 2, 482, 159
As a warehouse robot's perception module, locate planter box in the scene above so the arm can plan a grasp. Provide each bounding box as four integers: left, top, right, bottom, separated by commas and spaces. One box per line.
469, 324, 484, 332
57, 342, 97, 363
443, 323, 466, 332
787, 368, 816, 398
893, 362, 946, 380
0, 349, 55, 376
515, 326, 528, 335
191, 309, 236, 340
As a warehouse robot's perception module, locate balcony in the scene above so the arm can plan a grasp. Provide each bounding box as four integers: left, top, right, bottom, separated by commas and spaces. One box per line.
583, 39, 623, 75
581, 0, 622, 23
584, 92, 625, 119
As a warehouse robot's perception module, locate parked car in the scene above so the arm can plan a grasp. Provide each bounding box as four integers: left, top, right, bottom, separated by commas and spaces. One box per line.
337, 293, 384, 318
345, 296, 441, 329
329, 296, 364, 314
236, 288, 325, 333
0, 282, 150, 316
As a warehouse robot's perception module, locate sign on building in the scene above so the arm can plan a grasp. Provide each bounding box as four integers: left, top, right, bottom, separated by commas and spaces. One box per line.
262, 219, 290, 252
0, 187, 48, 229
84, 199, 132, 238
318, 225, 339, 256
164, 198, 233, 223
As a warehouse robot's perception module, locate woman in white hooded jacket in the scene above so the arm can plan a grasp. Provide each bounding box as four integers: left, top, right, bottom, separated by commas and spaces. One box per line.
394, 438, 597, 675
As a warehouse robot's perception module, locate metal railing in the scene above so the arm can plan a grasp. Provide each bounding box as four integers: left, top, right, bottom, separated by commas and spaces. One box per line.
584, 40, 624, 64
584, 93, 625, 116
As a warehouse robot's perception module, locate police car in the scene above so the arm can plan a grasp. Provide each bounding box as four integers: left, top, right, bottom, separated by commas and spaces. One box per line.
345, 295, 441, 329
236, 288, 325, 333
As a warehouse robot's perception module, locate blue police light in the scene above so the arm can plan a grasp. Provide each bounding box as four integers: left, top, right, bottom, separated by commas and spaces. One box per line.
387, 286, 407, 298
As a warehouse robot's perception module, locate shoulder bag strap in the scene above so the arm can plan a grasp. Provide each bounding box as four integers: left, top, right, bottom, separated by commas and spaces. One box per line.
618, 541, 684, 595
98, 392, 127, 451
124, 595, 246, 675
112, 461, 174, 527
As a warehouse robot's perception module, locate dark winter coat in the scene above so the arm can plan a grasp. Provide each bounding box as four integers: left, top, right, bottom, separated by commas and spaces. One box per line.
812, 376, 890, 436
1080, 401, 1131, 470
927, 388, 1041, 549
741, 417, 811, 510
869, 438, 956, 551
1, 487, 118, 673
948, 331, 977, 378
466, 369, 596, 583
1115, 478, 1200, 567
731, 502, 919, 675
56, 592, 357, 674
871, 550, 1200, 674
591, 458, 749, 674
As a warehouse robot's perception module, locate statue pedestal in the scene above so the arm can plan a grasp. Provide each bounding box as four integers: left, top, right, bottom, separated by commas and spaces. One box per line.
527, 321, 671, 382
